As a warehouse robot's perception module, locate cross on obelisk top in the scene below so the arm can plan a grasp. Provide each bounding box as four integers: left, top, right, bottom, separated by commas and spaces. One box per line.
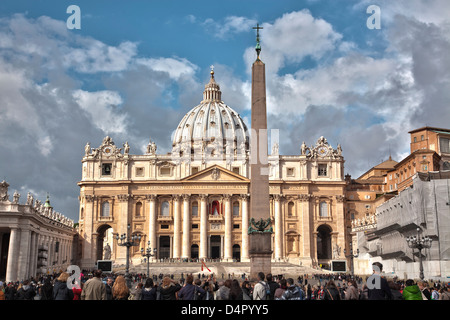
253, 23, 263, 60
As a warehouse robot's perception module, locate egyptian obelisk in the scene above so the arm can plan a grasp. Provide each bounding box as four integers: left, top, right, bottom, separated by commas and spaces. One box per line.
249, 24, 272, 280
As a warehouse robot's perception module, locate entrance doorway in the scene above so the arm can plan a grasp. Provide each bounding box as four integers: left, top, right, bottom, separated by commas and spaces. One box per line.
0, 233, 10, 279
159, 236, 170, 259
232, 244, 240, 262
210, 236, 221, 259
317, 225, 332, 260
191, 244, 199, 259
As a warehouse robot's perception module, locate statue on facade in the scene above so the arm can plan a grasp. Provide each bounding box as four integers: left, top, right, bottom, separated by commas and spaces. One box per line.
146, 138, 157, 155
103, 243, 112, 260
301, 141, 307, 155
272, 142, 279, 155
12, 190, 20, 204
332, 244, 341, 259
26, 192, 34, 206
123, 141, 130, 155
84, 142, 91, 156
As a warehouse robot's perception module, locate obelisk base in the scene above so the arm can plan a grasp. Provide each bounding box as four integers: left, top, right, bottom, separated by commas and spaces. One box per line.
249, 233, 272, 281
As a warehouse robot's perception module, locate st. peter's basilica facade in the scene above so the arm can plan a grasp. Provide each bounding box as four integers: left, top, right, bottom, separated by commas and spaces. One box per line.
77, 70, 348, 270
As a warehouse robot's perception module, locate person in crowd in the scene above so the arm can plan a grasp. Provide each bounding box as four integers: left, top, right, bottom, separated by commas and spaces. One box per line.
386, 280, 403, 300
178, 274, 205, 300
141, 278, 157, 300
72, 280, 83, 300
159, 276, 181, 300
281, 278, 304, 300
131, 282, 143, 300
431, 287, 440, 300
344, 279, 359, 300
241, 280, 252, 300
229, 279, 243, 300
53, 272, 74, 300
266, 273, 279, 300
438, 286, 450, 300
274, 278, 287, 300
39, 277, 53, 300
216, 279, 232, 300
105, 277, 114, 300
201, 275, 219, 300
402, 279, 423, 300
418, 281, 432, 300
112, 275, 130, 300
253, 272, 269, 300
367, 262, 392, 300
323, 280, 341, 300
15, 280, 36, 300
81, 269, 107, 300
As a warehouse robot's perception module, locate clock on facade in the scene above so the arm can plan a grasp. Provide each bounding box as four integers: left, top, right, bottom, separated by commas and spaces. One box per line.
318, 146, 329, 157
104, 147, 112, 155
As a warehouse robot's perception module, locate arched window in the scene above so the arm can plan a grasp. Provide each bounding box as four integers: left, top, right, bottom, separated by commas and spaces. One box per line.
192, 201, 198, 217
288, 202, 295, 217
319, 201, 328, 217
161, 201, 170, 216
101, 201, 110, 217
135, 202, 142, 217
233, 201, 240, 217
80, 207, 84, 219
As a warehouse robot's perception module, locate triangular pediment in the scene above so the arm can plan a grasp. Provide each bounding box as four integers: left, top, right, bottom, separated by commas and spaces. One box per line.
182, 165, 249, 182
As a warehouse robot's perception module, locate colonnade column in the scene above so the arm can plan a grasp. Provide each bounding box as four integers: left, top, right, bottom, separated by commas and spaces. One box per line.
17, 228, 31, 281
6, 228, 20, 282
181, 194, 190, 259
240, 194, 249, 262
148, 194, 157, 262
223, 194, 232, 261
173, 195, 181, 259
274, 194, 283, 261
199, 194, 208, 260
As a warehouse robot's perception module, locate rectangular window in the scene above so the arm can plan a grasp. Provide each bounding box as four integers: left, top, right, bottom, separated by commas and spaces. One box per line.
160, 167, 171, 176
287, 167, 294, 176
192, 204, 198, 217
440, 137, 450, 153
318, 164, 327, 176
161, 225, 169, 229
191, 167, 199, 174
233, 224, 240, 229
136, 167, 144, 177
192, 224, 199, 229
102, 163, 112, 176
232, 167, 240, 175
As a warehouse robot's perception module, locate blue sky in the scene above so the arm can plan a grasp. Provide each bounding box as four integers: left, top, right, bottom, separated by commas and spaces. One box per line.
0, 0, 449, 221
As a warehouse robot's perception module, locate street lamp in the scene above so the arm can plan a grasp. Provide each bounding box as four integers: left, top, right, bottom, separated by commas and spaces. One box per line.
141, 241, 157, 278
344, 242, 359, 276
115, 224, 141, 287
406, 227, 432, 280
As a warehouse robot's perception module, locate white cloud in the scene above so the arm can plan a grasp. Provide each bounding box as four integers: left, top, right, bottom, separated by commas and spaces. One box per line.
136, 56, 199, 80
200, 15, 257, 39
72, 89, 128, 135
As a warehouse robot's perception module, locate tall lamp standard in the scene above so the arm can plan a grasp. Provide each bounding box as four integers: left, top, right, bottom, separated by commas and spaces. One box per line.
115, 224, 141, 288
344, 242, 359, 276
406, 227, 432, 280
141, 241, 157, 278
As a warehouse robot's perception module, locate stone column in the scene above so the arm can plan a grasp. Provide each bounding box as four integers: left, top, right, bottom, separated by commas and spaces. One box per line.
199, 194, 208, 260
17, 228, 31, 280
29, 232, 37, 279
299, 194, 313, 267
173, 195, 181, 259
148, 194, 157, 261
274, 194, 283, 261
81, 195, 95, 268
223, 194, 232, 261
335, 195, 346, 259
182, 194, 190, 259
240, 194, 250, 262
6, 228, 20, 282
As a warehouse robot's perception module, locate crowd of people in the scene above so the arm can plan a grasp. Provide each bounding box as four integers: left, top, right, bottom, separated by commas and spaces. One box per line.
1, 264, 449, 301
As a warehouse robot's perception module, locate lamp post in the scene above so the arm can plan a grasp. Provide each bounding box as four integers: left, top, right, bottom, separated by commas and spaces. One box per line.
344, 242, 359, 276
406, 227, 432, 280
141, 241, 157, 278
115, 224, 141, 288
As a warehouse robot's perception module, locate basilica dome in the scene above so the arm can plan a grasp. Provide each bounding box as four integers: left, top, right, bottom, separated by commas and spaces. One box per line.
172, 69, 249, 156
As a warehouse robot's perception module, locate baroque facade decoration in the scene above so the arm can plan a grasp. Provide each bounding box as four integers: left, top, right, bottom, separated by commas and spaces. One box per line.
0, 181, 76, 282
77, 70, 348, 270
